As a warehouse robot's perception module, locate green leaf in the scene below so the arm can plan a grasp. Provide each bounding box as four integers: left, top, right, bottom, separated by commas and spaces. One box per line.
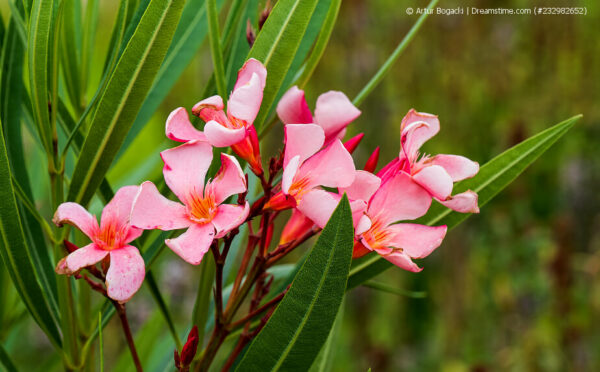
119, 0, 226, 159
308, 298, 344, 372
207, 0, 227, 100
67, 0, 185, 206
362, 281, 427, 299
0, 120, 62, 349
347, 115, 581, 289
0, 342, 18, 372
27, 0, 56, 154
145, 270, 181, 350
192, 252, 216, 345
236, 195, 354, 371
248, 0, 319, 130
60, 0, 83, 111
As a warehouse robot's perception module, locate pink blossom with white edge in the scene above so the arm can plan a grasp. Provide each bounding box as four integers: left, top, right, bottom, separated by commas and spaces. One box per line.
130, 140, 249, 265
53, 186, 145, 303
378, 109, 480, 213
264, 124, 356, 211
276, 86, 361, 144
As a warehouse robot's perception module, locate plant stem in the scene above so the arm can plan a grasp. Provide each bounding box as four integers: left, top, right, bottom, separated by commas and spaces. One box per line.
352, 0, 438, 107
113, 301, 143, 372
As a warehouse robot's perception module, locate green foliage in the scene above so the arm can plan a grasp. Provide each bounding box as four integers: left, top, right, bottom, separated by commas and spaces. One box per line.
67, 0, 185, 206
236, 196, 354, 371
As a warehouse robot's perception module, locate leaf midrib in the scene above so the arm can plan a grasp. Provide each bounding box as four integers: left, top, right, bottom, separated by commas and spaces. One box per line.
257, 0, 301, 66
73, 2, 170, 204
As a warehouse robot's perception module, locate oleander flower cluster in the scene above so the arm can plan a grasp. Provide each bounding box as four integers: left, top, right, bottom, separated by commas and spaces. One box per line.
53, 59, 479, 302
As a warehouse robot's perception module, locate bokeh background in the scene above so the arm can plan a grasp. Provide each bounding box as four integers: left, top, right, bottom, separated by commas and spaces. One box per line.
1, 0, 599, 371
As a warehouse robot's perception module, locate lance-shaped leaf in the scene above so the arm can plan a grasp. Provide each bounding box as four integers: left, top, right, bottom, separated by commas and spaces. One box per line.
248, 0, 319, 130
0, 121, 62, 349
347, 115, 581, 289
67, 0, 185, 206
236, 195, 354, 371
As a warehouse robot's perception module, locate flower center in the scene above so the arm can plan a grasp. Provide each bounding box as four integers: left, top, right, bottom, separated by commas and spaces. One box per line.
187, 191, 217, 224
96, 222, 127, 251
288, 176, 312, 201
362, 218, 391, 250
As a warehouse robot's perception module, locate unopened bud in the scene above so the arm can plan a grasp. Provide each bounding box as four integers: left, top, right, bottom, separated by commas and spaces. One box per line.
364, 147, 380, 173
246, 19, 256, 47
343, 133, 364, 154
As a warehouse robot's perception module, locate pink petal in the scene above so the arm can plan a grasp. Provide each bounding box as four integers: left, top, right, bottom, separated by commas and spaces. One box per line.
160, 140, 213, 203
349, 200, 368, 227
233, 58, 267, 91
101, 185, 140, 234
204, 120, 247, 147
297, 189, 340, 228
400, 109, 440, 156
339, 170, 381, 203
412, 165, 453, 200
165, 107, 207, 143
298, 140, 356, 190
63, 243, 108, 273
314, 91, 361, 142
228, 72, 263, 125
429, 154, 479, 182
130, 181, 191, 230
283, 124, 324, 167
379, 250, 423, 272
53, 202, 99, 239
282, 155, 301, 194
368, 172, 432, 225
276, 86, 313, 124
437, 191, 479, 213
192, 96, 228, 124
279, 209, 314, 245
211, 203, 249, 238
356, 215, 372, 235
387, 223, 447, 259
166, 223, 215, 265
206, 154, 247, 204
106, 245, 145, 303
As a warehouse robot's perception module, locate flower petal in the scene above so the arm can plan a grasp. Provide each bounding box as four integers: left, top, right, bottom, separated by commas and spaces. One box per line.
166, 223, 215, 265
378, 250, 423, 272
297, 189, 340, 228
101, 185, 140, 234
387, 223, 447, 259
192, 95, 228, 123
339, 170, 381, 203
279, 209, 314, 245
368, 172, 431, 225
314, 91, 361, 142
233, 58, 267, 91
282, 155, 301, 194
429, 154, 479, 182
283, 124, 324, 167
356, 215, 372, 236
228, 72, 263, 124
400, 109, 440, 156
63, 243, 108, 273
211, 203, 249, 238
53, 202, 99, 239
204, 120, 247, 147
207, 154, 247, 204
160, 140, 213, 203
130, 181, 191, 230
106, 245, 145, 303
298, 139, 356, 190
276, 86, 313, 124
165, 107, 207, 143
412, 165, 453, 200
437, 191, 480, 213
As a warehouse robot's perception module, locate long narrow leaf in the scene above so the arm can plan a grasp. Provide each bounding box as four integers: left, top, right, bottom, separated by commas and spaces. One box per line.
67, 0, 185, 206
236, 195, 354, 371
347, 115, 581, 289
0, 342, 18, 372
0, 121, 62, 349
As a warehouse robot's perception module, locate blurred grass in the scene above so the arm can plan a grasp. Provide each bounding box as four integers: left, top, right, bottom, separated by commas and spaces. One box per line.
1, 0, 599, 370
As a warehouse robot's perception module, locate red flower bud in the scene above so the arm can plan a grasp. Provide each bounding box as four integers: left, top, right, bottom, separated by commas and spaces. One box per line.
364, 147, 380, 173
343, 133, 364, 154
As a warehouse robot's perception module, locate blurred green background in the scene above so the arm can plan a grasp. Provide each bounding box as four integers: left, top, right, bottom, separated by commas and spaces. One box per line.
1, 0, 599, 371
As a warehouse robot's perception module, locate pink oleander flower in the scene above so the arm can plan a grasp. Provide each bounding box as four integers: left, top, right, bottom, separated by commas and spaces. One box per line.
354, 172, 447, 272
53, 186, 145, 303
378, 109, 480, 213
130, 140, 249, 265
165, 59, 266, 175
276, 86, 361, 145
264, 124, 356, 211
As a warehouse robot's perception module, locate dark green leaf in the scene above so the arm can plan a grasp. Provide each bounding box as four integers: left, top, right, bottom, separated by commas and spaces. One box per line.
67, 0, 185, 206
0, 342, 18, 372
236, 195, 354, 371
347, 115, 581, 289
